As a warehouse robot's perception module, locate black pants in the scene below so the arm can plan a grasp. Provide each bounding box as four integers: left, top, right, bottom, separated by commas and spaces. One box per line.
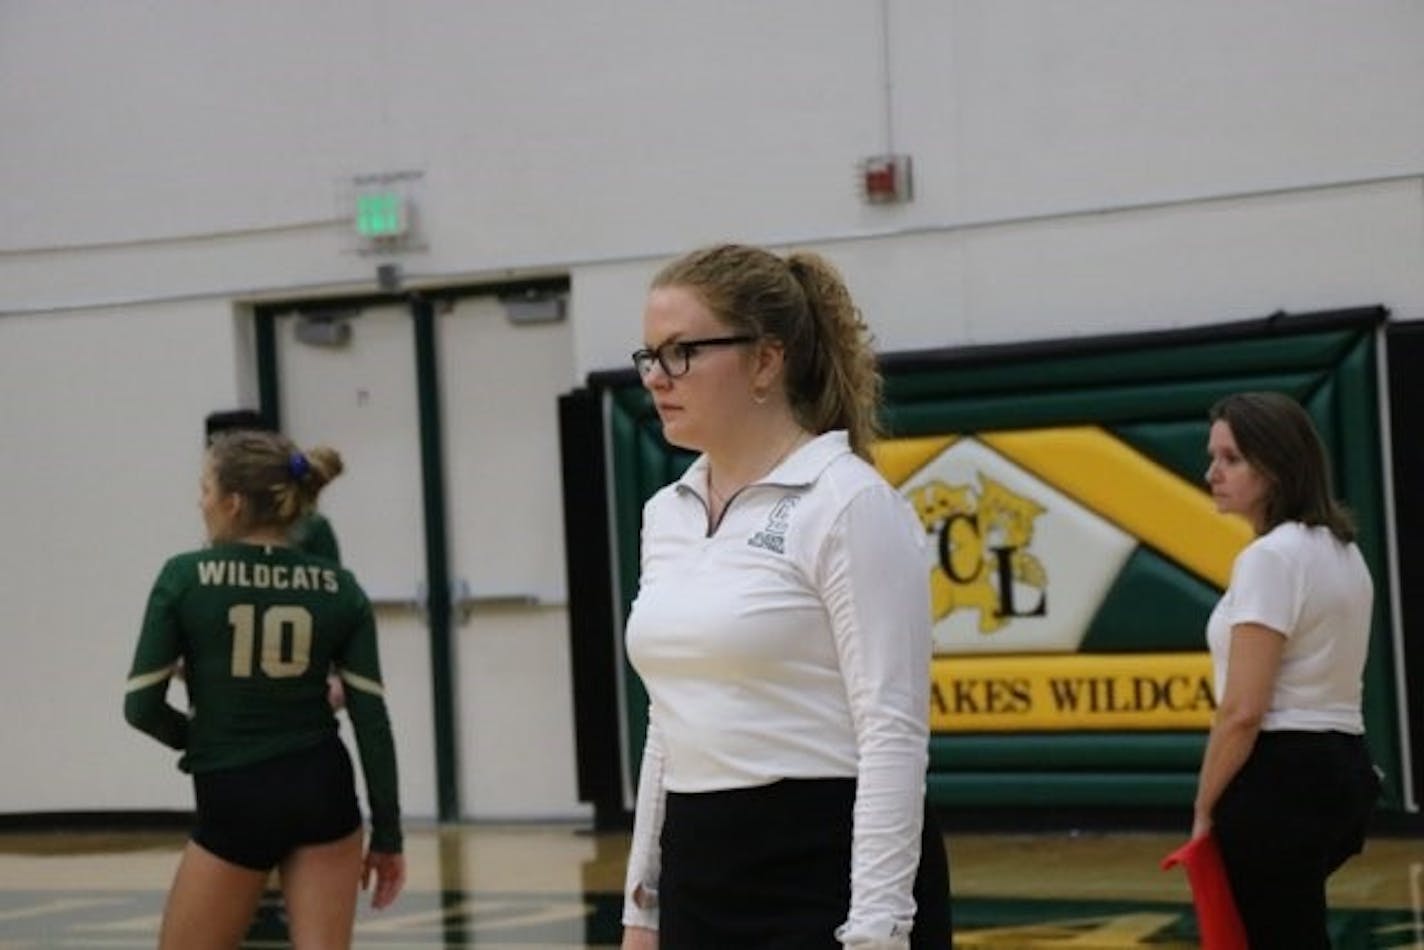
658, 778, 952, 949
1212, 731, 1379, 950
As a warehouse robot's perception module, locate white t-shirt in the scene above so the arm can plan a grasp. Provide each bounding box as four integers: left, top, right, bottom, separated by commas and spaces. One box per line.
1206, 521, 1372, 733
622, 430, 931, 948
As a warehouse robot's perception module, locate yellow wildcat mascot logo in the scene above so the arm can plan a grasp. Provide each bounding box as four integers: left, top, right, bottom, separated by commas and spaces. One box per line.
908, 474, 1048, 634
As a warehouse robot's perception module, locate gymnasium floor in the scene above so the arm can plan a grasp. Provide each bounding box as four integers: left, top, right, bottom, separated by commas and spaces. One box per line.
0, 823, 1419, 948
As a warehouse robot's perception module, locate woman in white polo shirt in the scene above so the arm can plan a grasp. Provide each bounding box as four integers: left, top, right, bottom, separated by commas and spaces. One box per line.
1193, 391, 1380, 948
620, 243, 950, 949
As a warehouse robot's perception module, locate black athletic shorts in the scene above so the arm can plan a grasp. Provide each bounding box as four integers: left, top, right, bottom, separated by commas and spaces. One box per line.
192, 733, 362, 871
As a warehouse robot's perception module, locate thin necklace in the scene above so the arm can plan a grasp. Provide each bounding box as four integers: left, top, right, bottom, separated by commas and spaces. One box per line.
708, 429, 810, 506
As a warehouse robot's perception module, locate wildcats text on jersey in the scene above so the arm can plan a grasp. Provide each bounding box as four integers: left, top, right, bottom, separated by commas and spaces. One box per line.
196, 559, 338, 593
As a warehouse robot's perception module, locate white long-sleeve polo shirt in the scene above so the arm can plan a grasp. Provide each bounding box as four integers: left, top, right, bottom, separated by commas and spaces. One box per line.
622, 430, 932, 948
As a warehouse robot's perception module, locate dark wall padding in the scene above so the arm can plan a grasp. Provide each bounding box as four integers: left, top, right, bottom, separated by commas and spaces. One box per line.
1385, 323, 1424, 808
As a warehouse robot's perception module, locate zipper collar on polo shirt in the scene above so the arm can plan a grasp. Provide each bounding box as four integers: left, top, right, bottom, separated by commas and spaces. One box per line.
674, 430, 852, 502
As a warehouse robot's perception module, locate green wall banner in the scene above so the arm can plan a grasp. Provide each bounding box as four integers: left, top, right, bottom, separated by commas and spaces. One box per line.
567, 306, 1402, 820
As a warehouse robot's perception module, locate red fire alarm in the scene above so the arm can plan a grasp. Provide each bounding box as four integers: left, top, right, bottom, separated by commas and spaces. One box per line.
860, 154, 913, 204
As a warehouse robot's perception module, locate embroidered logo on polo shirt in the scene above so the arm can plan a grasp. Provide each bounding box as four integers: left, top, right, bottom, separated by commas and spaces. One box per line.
748, 494, 799, 554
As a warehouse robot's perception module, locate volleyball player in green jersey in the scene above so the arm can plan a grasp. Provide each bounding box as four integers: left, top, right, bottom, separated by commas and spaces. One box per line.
204, 409, 347, 710
125, 430, 404, 949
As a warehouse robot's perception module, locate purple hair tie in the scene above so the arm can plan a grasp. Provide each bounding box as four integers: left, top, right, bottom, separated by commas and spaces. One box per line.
288, 452, 311, 480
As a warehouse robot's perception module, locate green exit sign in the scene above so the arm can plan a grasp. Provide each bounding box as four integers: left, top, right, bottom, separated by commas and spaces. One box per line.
355, 193, 408, 238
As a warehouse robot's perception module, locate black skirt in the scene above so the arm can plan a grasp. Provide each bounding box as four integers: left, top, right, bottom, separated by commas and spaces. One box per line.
658, 778, 951, 949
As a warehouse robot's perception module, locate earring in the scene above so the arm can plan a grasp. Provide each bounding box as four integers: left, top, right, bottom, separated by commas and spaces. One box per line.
752, 388, 768, 405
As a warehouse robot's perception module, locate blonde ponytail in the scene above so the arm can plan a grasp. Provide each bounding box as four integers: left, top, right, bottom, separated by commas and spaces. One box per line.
651, 244, 883, 461
208, 431, 344, 532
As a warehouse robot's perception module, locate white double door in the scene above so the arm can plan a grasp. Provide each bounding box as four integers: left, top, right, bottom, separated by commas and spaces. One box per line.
277, 294, 584, 821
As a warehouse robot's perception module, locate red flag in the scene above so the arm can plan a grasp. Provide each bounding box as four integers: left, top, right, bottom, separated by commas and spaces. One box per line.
1162, 834, 1249, 949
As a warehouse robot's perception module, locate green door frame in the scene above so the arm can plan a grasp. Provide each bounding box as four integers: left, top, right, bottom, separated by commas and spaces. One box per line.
252, 276, 568, 822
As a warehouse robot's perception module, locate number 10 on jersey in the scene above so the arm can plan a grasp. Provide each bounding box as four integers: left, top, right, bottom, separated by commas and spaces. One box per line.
227, 604, 313, 678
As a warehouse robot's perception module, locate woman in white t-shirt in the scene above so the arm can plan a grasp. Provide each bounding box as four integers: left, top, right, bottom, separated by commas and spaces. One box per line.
620, 244, 951, 949
1194, 391, 1380, 948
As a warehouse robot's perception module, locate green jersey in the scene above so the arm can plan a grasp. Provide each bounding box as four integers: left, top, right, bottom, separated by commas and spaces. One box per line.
291, 511, 340, 563
124, 542, 401, 852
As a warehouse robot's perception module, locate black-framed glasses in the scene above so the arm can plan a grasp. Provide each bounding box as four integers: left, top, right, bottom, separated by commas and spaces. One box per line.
631, 335, 757, 378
